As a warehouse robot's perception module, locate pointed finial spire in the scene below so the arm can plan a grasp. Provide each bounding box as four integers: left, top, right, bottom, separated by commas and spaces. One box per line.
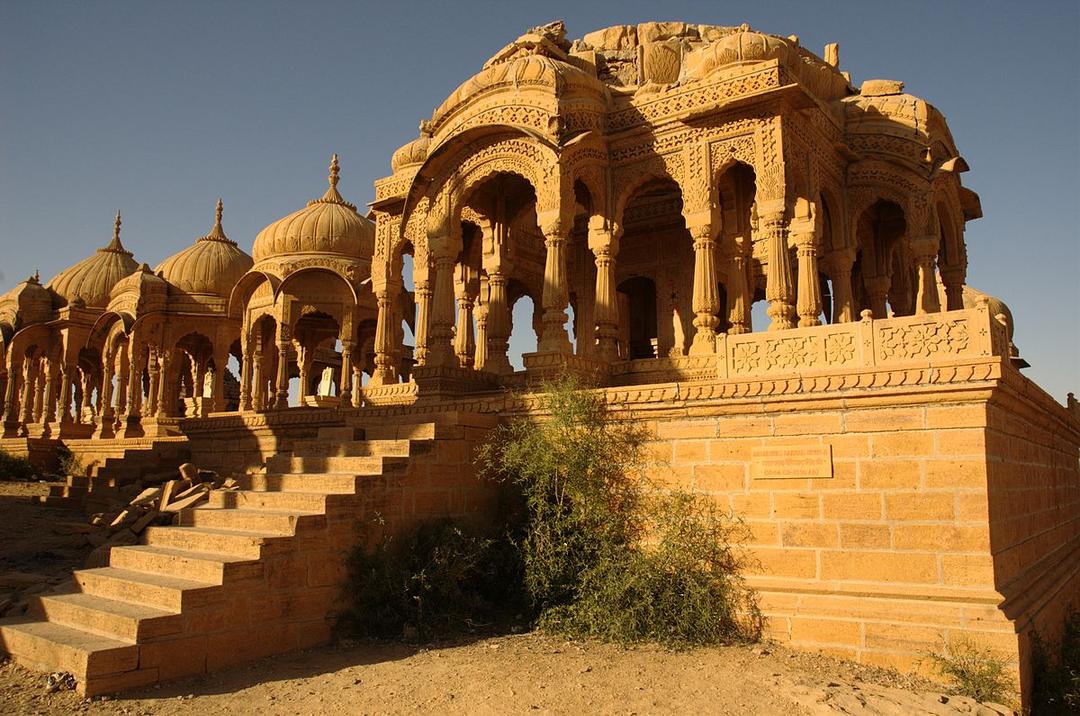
103, 209, 127, 252
201, 197, 230, 242
329, 153, 340, 190
33, 269, 40, 283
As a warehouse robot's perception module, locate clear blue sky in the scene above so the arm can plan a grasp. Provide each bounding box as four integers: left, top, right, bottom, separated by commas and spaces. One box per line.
2, 1, 1077, 401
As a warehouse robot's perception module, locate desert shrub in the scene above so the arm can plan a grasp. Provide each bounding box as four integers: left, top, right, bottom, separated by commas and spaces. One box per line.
338, 517, 510, 641
1031, 609, 1080, 714
477, 375, 760, 648
0, 449, 36, 481
55, 445, 84, 478
927, 636, 1015, 705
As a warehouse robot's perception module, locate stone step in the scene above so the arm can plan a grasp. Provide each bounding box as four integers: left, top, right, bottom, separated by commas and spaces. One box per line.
0, 618, 138, 679
74, 567, 220, 612
180, 507, 324, 534
266, 454, 392, 475
363, 422, 437, 441
31, 591, 182, 642
287, 438, 416, 459
109, 545, 262, 584
246, 472, 364, 494
143, 526, 283, 560
315, 426, 357, 441
206, 489, 330, 513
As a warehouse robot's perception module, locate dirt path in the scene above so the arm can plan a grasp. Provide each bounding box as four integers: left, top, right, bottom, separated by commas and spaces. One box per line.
0, 633, 1015, 715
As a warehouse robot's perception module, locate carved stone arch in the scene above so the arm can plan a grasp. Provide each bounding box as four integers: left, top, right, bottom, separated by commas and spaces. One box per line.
612, 154, 685, 233
229, 270, 281, 320
278, 267, 360, 312
400, 127, 560, 245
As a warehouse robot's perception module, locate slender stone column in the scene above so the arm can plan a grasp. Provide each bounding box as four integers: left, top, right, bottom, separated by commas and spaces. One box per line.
864, 275, 891, 320
424, 251, 458, 368
42, 359, 57, 427
155, 350, 170, 418
211, 349, 228, 412
910, 237, 942, 315
339, 340, 353, 408
538, 227, 572, 354
453, 264, 476, 368
727, 250, 752, 334
591, 229, 620, 363
474, 278, 489, 371
115, 345, 128, 419
821, 250, 856, 323
296, 345, 311, 403
687, 220, 720, 354
352, 364, 363, 407
763, 207, 796, 330
125, 345, 142, 420
58, 363, 73, 424
793, 229, 823, 327
98, 351, 116, 428
412, 277, 432, 368
273, 342, 290, 409
249, 351, 263, 411
240, 330, 254, 411
2, 356, 20, 425
482, 273, 511, 374
369, 287, 399, 386
32, 360, 46, 423
941, 266, 966, 311
21, 359, 37, 424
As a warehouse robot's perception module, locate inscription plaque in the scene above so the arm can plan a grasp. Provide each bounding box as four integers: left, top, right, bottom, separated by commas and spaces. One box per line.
750, 444, 833, 480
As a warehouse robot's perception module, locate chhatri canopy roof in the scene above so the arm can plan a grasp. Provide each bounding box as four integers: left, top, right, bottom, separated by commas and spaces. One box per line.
47, 212, 139, 309
156, 199, 253, 297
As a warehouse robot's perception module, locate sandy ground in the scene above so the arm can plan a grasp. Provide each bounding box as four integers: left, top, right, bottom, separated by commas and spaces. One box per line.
0, 487, 1016, 715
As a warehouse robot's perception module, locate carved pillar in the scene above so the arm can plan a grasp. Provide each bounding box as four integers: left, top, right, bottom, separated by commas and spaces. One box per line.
412, 276, 432, 367
32, 359, 46, 423
211, 348, 228, 412
352, 364, 363, 407
145, 347, 159, 417
155, 350, 170, 418
590, 224, 620, 363
58, 362, 74, 425
21, 358, 37, 424
792, 227, 823, 327
424, 249, 458, 368
240, 326, 254, 411
249, 350, 263, 411
339, 340, 353, 408
42, 359, 57, 427
821, 250, 856, 323
369, 286, 399, 386
273, 341, 290, 409
2, 356, 20, 425
911, 237, 942, 315
453, 263, 476, 368
474, 276, 489, 371
98, 350, 116, 429
115, 344, 129, 419
686, 218, 720, 353
727, 248, 752, 334
864, 275, 891, 319
941, 266, 966, 312
762, 206, 796, 330
538, 217, 573, 354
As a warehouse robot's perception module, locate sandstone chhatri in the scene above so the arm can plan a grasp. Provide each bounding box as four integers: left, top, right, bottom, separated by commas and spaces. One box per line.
0, 20, 1075, 710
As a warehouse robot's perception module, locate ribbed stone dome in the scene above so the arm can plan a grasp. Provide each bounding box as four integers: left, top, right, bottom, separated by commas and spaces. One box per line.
47, 212, 139, 309
155, 200, 254, 297
252, 155, 373, 263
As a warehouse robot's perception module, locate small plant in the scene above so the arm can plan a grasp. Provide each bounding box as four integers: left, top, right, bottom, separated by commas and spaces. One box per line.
477, 374, 760, 648
55, 445, 84, 478
1031, 608, 1080, 713
927, 636, 1015, 705
338, 517, 509, 641
0, 449, 36, 482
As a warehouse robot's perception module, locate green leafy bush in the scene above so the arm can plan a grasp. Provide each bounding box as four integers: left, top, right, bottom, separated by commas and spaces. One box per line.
477, 375, 761, 648
338, 518, 508, 641
1031, 608, 1080, 713
927, 636, 1015, 705
0, 449, 36, 481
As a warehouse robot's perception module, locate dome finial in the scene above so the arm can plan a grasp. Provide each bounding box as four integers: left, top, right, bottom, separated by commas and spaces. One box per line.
201, 197, 231, 242
329, 153, 340, 190
105, 210, 126, 252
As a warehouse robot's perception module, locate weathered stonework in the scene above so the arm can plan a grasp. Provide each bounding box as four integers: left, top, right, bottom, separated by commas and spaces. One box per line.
0, 20, 1075, 709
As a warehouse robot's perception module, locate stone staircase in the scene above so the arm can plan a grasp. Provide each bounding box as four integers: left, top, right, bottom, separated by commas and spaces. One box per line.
0, 422, 439, 696
41, 438, 192, 511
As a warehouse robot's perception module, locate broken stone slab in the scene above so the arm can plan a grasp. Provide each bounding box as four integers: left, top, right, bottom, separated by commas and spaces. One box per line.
129, 487, 163, 507
130, 509, 159, 534
178, 463, 198, 482
163, 489, 210, 513
172, 483, 210, 502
